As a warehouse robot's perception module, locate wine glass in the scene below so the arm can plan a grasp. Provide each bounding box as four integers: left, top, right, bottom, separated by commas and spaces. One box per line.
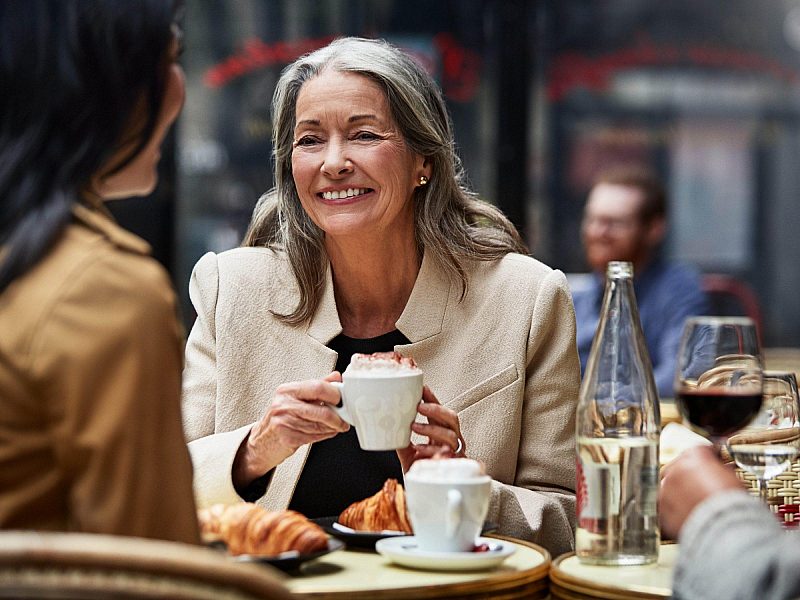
726, 371, 800, 503
674, 316, 763, 446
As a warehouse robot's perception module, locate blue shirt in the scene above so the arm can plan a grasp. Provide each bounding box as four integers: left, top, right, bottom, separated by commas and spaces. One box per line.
571, 259, 710, 399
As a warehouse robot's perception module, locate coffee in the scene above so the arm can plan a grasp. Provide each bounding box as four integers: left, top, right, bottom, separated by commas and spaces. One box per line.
345, 352, 421, 376
406, 457, 485, 482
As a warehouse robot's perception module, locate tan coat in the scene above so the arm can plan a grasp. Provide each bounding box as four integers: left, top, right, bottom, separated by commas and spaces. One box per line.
0, 203, 199, 544
183, 248, 580, 556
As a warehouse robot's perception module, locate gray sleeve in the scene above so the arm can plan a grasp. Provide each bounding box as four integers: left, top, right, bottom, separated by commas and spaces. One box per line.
673, 490, 800, 600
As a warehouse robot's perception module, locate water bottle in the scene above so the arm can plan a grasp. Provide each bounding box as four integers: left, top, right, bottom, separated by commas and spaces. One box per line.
575, 261, 661, 565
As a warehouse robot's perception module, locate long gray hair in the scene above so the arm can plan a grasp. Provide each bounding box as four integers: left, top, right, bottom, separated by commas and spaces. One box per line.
244, 37, 527, 324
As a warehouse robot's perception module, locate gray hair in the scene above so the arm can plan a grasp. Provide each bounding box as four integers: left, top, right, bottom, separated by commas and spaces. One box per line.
243, 37, 527, 324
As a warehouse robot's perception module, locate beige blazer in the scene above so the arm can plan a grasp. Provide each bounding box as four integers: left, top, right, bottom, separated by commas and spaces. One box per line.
183, 248, 580, 556
0, 203, 199, 544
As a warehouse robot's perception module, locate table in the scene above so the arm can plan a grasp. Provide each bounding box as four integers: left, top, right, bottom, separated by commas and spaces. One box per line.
285, 535, 550, 599
765, 347, 800, 379
659, 400, 680, 426
549, 543, 676, 599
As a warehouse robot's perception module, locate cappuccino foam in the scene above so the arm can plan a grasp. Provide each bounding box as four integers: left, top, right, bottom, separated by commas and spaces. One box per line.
345, 351, 421, 377
406, 458, 487, 482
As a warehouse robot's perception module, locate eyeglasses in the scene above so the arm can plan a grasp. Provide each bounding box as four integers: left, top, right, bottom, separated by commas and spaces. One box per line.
581, 214, 641, 233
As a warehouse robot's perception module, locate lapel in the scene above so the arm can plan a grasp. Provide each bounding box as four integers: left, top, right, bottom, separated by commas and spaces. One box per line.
397, 253, 453, 435
306, 262, 344, 344
396, 252, 451, 343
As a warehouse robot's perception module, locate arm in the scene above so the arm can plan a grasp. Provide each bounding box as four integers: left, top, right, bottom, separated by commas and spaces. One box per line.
183, 252, 348, 507
488, 270, 580, 557
37, 254, 199, 543
182, 252, 251, 507
662, 447, 800, 600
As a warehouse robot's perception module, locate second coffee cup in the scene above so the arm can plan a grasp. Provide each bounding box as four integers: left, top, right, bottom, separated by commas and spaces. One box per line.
405, 458, 491, 553
331, 352, 423, 451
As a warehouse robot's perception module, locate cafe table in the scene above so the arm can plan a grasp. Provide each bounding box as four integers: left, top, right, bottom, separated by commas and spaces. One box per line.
284, 535, 550, 599
549, 543, 676, 599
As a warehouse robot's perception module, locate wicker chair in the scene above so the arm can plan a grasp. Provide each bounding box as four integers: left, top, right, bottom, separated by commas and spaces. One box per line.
0, 531, 292, 599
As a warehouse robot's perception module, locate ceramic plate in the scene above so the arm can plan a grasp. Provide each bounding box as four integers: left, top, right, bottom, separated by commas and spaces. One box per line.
313, 517, 498, 550
311, 516, 408, 550
212, 538, 344, 572
375, 536, 515, 571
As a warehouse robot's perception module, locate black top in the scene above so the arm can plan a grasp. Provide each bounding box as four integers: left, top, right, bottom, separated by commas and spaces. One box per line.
286, 330, 407, 518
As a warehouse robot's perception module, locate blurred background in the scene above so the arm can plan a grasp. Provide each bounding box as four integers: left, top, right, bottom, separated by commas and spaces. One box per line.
111, 0, 800, 347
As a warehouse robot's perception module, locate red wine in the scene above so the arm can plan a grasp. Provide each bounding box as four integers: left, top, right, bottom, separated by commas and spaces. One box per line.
676, 389, 762, 438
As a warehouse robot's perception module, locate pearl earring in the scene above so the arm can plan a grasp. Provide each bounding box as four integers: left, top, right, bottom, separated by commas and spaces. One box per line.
418, 176, 429, 186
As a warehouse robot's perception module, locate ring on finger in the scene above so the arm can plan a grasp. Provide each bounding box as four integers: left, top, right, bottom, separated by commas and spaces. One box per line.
453, 437, 464, 455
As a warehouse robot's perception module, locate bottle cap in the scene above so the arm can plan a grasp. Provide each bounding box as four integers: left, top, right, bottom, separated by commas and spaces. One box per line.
606, 261, 633, 279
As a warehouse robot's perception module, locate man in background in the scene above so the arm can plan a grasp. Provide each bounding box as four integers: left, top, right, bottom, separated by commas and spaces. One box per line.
572, 166, 709, 398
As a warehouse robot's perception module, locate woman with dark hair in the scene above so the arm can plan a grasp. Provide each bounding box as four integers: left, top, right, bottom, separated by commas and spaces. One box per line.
184, 37, 579, 555
0, 0, 198, 543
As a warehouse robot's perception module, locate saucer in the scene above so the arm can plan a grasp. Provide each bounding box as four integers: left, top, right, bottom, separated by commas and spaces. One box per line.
375, 536, 515, 571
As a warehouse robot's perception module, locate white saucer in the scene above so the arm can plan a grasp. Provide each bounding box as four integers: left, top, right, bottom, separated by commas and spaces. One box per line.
375, 536, 515, 571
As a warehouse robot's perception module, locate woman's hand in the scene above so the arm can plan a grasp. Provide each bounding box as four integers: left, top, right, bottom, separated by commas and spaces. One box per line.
659, 445, 743, 539
397, 386, 466, 472
232, 372, 349, 490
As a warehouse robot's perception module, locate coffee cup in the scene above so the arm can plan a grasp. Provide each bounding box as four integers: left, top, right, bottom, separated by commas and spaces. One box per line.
331, 352, 423, 451
404, 458, 491, 553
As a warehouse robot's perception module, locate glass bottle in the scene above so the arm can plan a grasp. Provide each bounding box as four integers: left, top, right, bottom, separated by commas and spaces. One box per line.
575, 261, 661, 565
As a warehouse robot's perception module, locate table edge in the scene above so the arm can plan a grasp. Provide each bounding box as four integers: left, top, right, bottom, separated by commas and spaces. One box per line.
549, 547, 673, 600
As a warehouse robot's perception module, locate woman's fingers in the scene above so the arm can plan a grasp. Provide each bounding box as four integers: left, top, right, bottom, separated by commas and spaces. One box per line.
421, 385, 440, 404
415, 387, 465, 454
411, 444, 459, 458
277, 398, 348, 431
275, 378, 342, 406
411, 421, 460, 450
269, 408, 344, 436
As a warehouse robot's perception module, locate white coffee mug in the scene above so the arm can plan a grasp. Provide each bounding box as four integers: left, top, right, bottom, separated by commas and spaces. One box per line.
331, 371, 422, 450
405, 467, 491, 553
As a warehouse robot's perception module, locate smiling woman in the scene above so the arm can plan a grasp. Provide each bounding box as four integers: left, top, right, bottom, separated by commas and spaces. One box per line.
182, 37, 582, 557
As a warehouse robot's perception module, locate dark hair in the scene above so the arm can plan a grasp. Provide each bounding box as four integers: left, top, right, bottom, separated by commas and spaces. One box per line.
0, 0, 179, 292
592, 165, 667, 223
244, 37, 527, 325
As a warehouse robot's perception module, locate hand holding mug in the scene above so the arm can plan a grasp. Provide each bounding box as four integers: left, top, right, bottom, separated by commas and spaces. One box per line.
232, 372, 349, 490
397, 386, 466, 473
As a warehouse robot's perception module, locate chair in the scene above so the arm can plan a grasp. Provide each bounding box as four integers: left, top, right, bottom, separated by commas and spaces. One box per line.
701, 273, 764, 341
0, 531, 292, 599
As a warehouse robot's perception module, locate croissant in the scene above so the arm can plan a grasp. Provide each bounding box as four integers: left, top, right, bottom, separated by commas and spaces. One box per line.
338, 478, 412, 533
198, 503, 328, 556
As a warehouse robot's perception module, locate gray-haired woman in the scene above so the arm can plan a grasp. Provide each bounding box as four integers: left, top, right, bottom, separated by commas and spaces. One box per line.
183, 37, 580, 556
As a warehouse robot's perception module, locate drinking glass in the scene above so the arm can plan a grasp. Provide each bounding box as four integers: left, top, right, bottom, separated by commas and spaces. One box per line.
674, 316, 763, 446
726, 371, 800, 503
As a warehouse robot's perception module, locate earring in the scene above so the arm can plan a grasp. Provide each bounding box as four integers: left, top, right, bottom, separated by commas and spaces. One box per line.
418, 175, 429, 186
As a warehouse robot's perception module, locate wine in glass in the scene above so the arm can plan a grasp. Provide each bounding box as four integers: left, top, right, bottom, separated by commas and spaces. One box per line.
674, 317, 763, 446
726, 371, 800, 503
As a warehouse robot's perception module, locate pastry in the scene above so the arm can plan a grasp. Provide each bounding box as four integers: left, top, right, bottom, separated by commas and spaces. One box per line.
198, 503, 328, 556
338, 478, 412, 533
